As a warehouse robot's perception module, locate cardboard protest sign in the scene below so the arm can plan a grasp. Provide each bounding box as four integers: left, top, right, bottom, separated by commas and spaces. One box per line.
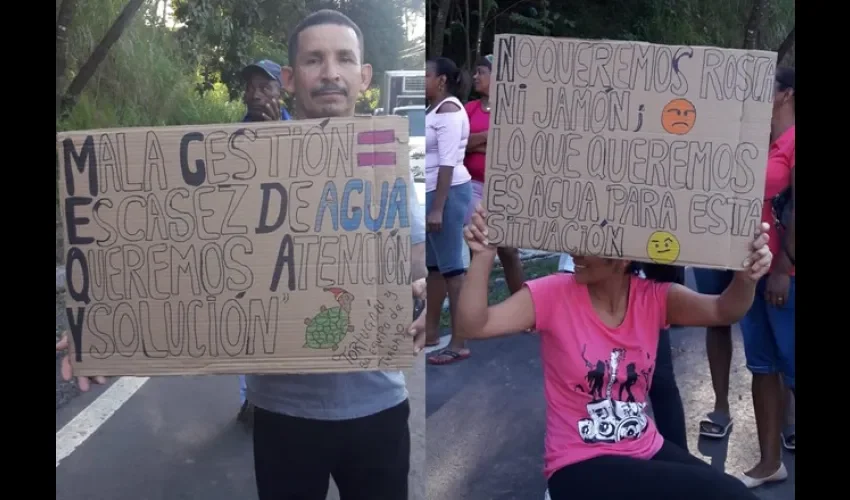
484, 34, 777, 269
57, 116, 415, 376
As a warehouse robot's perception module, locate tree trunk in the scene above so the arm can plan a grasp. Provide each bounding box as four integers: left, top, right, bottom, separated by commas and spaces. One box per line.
55, 0, 79, 263
474, 0, 485, 65
430, 0, 451, 58
742, 0, 767, 49
463, 0, 471, 68
58, 0, 147, 119
776, 26, 795, 65
55, 0, 77, 121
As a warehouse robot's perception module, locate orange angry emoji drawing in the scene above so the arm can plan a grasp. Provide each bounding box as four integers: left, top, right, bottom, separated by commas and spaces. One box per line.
661, 98, 696, 135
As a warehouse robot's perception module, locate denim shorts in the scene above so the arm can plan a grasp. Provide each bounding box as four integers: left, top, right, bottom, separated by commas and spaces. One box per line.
740, 275, 795, 389
692, 268, 734, 295
426, 181, 472, 277
464, 180, 485, 225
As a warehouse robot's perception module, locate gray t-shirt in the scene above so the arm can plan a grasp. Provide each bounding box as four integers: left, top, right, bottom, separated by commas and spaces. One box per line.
247, 169, 425, 420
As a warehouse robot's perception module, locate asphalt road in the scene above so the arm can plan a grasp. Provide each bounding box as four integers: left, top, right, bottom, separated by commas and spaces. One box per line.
425, 268, 795, 500
55, 357, 425, 500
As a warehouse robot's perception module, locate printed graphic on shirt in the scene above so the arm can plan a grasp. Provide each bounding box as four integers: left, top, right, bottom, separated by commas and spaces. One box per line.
575, 346, 653, 444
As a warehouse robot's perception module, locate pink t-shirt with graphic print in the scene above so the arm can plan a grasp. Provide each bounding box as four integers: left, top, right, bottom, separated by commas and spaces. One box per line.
524, 273, 672, 479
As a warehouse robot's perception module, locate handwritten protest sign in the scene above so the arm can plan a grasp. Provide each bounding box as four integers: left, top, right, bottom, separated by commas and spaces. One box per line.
57, 116, 414, 376
484, 34, 777, 269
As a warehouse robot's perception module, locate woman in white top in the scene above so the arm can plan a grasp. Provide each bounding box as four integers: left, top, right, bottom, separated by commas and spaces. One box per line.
423, 57, 474, 365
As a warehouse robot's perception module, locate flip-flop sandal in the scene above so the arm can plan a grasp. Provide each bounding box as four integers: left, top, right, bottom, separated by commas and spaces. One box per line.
425, 340, 441, 347
782, 425, 795, 451
699, 411, 733, 438
427, 348, 471, 365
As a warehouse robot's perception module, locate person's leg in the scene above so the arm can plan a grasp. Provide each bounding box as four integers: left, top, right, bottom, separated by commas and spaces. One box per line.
768, 276, 796, 451
497, 247, 525, 294
649, 328, 688, 451
442, 271, 467, 347
252, 406, 335, 500
497, 246, 532, 334
739, 276, 787, 485
424, 189, 447, 346
428, 182, 473, 365
692, 268, 735, 438
783, 389, 795, 450
650, 439, 711, 467
425, 268, 447, 346
547, 444, 757, 500
332, 400, 410, 500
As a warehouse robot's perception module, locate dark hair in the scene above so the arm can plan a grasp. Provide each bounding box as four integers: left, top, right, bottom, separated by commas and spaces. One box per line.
429, 57, 470, 98
775, 66, 795, 91
775, 66, 795, 111
639, 263, 685, 284
476, 54, 493, 70
288, 9, 364, 66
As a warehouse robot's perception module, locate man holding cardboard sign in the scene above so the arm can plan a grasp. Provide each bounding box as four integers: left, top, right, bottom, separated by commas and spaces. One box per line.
56, 9, 425, 500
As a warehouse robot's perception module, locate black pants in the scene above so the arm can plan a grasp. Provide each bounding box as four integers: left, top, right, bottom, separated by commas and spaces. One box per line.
649, 328, 688, 450
641, 263, 689, 451
253, 400, 410, 500
548, 441, 757, 499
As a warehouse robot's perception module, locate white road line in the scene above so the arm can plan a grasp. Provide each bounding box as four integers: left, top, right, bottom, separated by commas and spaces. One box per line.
56, 376, 149, 468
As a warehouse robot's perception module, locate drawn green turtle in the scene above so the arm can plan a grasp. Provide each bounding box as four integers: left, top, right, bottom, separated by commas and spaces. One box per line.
304, 287, 355, 350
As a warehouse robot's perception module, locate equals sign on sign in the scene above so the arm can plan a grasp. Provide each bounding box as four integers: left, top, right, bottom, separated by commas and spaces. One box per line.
357, 129, 397, 167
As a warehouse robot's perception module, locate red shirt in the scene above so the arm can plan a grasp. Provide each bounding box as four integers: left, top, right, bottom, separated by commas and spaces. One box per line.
463, 99, 490, 183
763, 125, 795, 275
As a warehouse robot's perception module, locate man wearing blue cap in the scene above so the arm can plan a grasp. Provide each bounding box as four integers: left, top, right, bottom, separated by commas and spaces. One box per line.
240, 59, 292, 123
237, 59, 291, 426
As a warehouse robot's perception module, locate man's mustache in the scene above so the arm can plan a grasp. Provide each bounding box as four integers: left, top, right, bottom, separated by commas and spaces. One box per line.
311, 84, 347, 97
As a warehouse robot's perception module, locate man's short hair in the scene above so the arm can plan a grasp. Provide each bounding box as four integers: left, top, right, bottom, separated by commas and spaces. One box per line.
287, 9, 365, 66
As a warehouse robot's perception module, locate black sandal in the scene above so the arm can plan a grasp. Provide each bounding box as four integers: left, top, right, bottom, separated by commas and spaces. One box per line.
426, 348, 471, 365
698, 411, 733, 438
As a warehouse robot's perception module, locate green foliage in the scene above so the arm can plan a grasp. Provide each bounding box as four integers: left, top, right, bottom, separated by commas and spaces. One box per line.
435, 0, 794, 68
172, 0, 291, 99
356, 87, 381, 114
332, 0, 406, 83
507, 0, 554, 36
58, 0, 417, 131
58, 0, 242, 131
172, 0, 409, 102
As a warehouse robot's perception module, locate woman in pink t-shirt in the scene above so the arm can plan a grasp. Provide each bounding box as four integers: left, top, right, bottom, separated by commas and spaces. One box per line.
455, 204, 770, 499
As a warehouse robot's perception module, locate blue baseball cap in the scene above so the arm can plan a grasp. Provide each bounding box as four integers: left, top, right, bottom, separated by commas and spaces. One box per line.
242, 59, 283, 85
